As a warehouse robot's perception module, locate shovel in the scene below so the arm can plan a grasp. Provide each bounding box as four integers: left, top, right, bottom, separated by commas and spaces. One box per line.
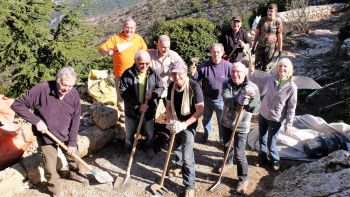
114, 99, 148, 189
150, 130, 176, 195
208, 105, 244, 192
42, 130, 114, 184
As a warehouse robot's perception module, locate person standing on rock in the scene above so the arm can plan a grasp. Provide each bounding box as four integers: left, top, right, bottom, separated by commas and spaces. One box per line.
251, 3, 283, 71
11, 67, 88, 197
248, 58, 297, 171
218, 62, 260, 194
148, 35, 185, 108
189, 43, 231, 144
119, 50, 164, 158
220, 16, 252, 63
98, 17, 147, 138
166, 61, 204, 197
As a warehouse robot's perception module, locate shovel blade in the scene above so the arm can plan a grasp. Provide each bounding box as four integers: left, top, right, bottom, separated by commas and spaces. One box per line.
150, 183, 169, 195
91, 167, 114, 184
113, 174, 130, 190
208, 179, 222, 193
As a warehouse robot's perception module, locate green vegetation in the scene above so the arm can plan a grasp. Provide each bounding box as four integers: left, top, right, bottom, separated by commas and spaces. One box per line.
152, 17, 219, 63
0, 0, 100, 97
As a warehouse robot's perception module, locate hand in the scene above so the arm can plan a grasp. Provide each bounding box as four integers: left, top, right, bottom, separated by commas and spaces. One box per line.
67, 146, 77, 155
108, 50, 114, 55
277, 51, 282, 59
189, 65, 196, 77
237, 95, 250, 106
145, 91, 152, 100
285, 127, 292, 135
249, 63, 255, 73
245, 85, 256, 98
35, 120, 48, 133
251, 48, 255, 55
139, 104, 149, 112
238, 40, 245, 48
166, 121, 187, 134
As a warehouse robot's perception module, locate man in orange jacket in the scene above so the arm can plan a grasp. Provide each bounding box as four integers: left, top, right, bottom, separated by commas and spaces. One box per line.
99, 17, 147, 135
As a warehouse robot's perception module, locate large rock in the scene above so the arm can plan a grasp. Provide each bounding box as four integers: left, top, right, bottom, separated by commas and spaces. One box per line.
268, 150, 350, 196
77, 126, 115, 157
92, 105, 118, 130
0, 163, 27, 195
341, 38, 350, 58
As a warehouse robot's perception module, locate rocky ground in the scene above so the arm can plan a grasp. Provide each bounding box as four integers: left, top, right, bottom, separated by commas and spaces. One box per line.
5, 6, 350, 197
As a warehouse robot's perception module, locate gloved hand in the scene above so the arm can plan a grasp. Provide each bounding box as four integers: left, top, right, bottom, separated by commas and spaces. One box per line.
237, 94, 250, 106
238, 40, 245, 48
166, 121, 187, 133
277, 51, 282, 59
251, 48, 255, 55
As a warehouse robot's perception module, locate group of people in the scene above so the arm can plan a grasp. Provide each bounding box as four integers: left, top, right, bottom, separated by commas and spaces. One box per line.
10, 3, 297, 197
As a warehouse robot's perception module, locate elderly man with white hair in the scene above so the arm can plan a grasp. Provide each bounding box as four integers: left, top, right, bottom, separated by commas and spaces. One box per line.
11, 67, 87, 197
218, 62, 260, 194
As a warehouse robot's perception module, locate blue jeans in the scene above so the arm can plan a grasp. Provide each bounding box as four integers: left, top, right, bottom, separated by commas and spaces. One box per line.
202, 96, 224, 141
222, 126, 248, 181
125, 116, 154, 150
258, 115, 282, 163
173, 128, 196, 189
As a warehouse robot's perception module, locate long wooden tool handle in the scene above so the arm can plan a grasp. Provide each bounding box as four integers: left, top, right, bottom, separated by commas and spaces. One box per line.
43, 130, 93, 171
125, 99, 149, 175
218, 105, 244, 177
159, 131, 176, 186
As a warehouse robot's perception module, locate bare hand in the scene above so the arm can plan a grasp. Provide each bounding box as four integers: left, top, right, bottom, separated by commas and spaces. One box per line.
145, 91, 152, 100
35, 120, 48, 133
67, 146, 77, 155
189, 65, 196, 77
108, 50, 114, 55
139, 104, 149, 112
285, 127, 292, 135
249, 63, 255, 73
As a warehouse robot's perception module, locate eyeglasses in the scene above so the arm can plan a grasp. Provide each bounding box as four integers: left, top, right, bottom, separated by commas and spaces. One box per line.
171, 72, 186, 77
139, 62, 150, 65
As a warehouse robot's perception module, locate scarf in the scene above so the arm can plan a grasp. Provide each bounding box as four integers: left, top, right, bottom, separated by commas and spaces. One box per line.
170, 76, 191, 120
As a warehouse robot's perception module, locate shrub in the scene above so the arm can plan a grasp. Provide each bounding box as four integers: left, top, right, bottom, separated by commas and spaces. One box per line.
153, 17, 219, 63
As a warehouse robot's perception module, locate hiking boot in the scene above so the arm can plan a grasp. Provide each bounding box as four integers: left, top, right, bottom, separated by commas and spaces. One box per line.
212, 162, 233, 174
199, 133, 209, 144
184, 189, 195, 197
146, 149, 155, 159
69, 171, 89, 186
168, 167, 182, 177
272, 162, 280, 172
236, 180, 249, 194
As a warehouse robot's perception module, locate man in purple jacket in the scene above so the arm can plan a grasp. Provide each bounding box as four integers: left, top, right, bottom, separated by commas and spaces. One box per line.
11, 67, 87, 197
189, 43, 231, 144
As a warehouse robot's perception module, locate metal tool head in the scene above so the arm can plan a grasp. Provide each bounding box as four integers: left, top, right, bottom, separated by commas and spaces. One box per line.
150, 183, 169, 196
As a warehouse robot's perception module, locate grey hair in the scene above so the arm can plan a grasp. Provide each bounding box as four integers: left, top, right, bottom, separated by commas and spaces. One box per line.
274, 57, 294, 78
211, 43, 224, 53
231, 61, 248, 76
134, 50, 150, 62
123, 17, 136, 28
56, 66, 77, 83
158, 35, 170, 43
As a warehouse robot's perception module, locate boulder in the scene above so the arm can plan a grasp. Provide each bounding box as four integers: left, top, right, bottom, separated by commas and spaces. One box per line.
0, 163, 27, 195
341, 38, 350, 58
77, 126, 115, 157
92, 105, 118, 130
268, 150, 350, 196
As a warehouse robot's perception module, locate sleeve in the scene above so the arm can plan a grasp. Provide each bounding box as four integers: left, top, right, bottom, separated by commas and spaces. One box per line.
68, 92, 81, 147
256, 18, 263, 31
167, 82, 174, 101
243, 31, 252, 46
221, 80, 236, 108
119, 72, 141, 107
248, 71, 271, 90
284, 85, 298, 128
277, 18, 284, 34
140, 36, 147, 50
150, 72, 165, 100
10, 84, 43, 125
192, 81, 204, 104
220, 34, 229, 55
98, 35, 116, 52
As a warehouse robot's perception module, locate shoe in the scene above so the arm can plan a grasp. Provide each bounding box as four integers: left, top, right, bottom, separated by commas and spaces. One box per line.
69, 171, 89, 185
199, 133, 209, 143
212, 163, 233, 174
168, 167, 182, 177
146, 149, 155, 159
272, 162, 280, 172
184, 189, 195, 197
236, 180, 249, 194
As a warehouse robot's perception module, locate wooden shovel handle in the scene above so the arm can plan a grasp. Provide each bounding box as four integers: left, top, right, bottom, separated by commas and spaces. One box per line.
42, 130, 93, 171
159, 131, 176, 186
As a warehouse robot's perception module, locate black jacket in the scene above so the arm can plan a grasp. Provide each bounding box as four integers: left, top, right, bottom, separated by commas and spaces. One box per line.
119, 64, 164, 121
220, 29, 251, 62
